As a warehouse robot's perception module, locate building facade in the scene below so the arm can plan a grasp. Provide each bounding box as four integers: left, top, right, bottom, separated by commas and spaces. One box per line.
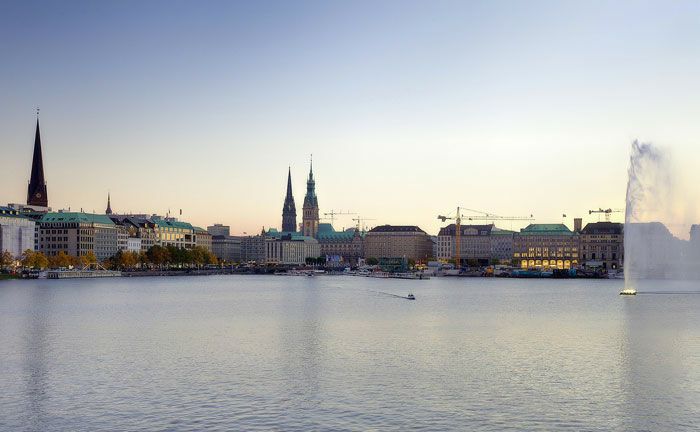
240, 232, 266, 263
364, 225, 433, 262
194, 227, 213, 252
513, 224, 579, 269
38, 212, 118, 261
0, 206, 36, 258
211, 235, 242, 263
436, 224, 515, 265
580, 222, 623, 270
264, 233, 320, 265
316, 223, 364, 265
207, 224, 230, 237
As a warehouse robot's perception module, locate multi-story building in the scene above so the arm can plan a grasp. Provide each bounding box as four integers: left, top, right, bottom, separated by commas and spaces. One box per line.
0, 206, 36, 258
490, 228, 515, 263
513, 224, 579, 269
436, 224, 515, 265
364, 225, 433, 262
206, 224, 231, 237
239, 232, 266, 263
194, 227, 213, 252
150, 216, 195, 249
127, 237, 142, 253
38, 212, 118, 261
211, 235, 242, 263
316, 223, 364, 265
580, 222, 624, 270
264, 232, 320, 265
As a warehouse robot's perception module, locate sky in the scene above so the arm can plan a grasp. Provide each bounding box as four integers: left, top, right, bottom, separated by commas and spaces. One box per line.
1, 0, 700, 235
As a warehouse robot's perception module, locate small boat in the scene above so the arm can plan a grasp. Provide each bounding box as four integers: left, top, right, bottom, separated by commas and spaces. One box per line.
619, 288, 637, 296
406, 294, 415, 300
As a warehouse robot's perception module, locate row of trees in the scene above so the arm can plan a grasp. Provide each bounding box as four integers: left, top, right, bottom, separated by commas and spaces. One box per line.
1, 245, 217, 270
18, 250, 98, 270
105, 245, 218, 269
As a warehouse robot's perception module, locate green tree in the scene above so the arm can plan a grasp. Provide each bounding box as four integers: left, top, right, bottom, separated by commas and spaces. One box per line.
366, 257, 379, 266
147, 245, 170, 267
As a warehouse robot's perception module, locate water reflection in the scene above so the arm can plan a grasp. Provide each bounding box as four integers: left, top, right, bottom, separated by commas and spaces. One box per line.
22, 286, 52, 431
620, 280, 700, 430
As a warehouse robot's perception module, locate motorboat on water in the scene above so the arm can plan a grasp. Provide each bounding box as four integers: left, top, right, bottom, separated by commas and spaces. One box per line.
406, 294, 415, 300
619, 288, 637, 296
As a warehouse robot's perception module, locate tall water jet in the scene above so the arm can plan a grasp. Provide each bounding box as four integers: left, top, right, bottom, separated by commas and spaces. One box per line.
623, 141, 699, 293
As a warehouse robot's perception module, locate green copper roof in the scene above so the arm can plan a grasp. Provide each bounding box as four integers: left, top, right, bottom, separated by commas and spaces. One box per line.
519, 224, 574, 236
40, 212, 115, 225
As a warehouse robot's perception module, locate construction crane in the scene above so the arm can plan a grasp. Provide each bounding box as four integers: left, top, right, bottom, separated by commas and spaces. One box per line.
352, 216, 375, 232
322, 210, 356, 226
438, 207, 534, 269
588, 208, 623, 222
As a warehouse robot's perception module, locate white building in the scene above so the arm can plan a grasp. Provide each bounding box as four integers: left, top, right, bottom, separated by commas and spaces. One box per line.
0, 206, 36, 258
265, 234, 320, 265
127, 237, 142, 253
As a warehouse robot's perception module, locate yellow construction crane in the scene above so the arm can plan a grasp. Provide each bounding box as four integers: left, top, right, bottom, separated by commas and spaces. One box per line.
438, 207, 534, 268
588, 208, 623, 222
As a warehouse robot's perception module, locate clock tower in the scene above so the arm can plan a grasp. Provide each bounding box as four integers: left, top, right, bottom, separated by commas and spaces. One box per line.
302, 156, 319, 238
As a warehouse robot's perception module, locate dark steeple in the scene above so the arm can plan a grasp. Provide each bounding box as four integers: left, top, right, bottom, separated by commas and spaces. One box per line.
282, 167, 297, 232
105, 192, 113, 215
27, 117, 48, 208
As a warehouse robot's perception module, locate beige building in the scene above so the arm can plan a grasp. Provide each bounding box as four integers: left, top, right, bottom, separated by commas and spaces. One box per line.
364, 225, 433, 262
436, 224, 515, 265
580, 222, 623, 270
38, 212, 118, 261
513, 224, 579, 269
316, 223, 364, 265
194, 227, 213, 252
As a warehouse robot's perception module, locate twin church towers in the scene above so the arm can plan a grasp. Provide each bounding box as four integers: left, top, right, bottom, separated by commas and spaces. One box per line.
282, 157, 319, 237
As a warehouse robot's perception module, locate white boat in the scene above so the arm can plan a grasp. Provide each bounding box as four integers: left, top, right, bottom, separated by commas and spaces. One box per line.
619, 288, 637, 296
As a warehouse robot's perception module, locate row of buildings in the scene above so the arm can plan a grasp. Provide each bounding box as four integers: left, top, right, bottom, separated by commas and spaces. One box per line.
2, 117, 697, 271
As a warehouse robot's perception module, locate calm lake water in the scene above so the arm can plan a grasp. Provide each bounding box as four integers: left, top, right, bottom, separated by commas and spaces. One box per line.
1, 276, 699, 431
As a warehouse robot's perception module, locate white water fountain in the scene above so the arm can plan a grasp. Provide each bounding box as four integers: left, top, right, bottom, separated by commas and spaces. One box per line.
622, 141, 700, 295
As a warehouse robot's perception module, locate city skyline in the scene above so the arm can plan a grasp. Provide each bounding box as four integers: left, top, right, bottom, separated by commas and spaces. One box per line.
2, 1, 700, 235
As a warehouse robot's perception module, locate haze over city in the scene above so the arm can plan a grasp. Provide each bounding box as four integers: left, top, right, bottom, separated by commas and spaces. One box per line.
2, 0, 700, 235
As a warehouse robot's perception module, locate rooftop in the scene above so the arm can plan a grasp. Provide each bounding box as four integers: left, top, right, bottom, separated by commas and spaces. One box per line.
581, 222, 623, 235
519, 224, 574, 236
368, 225, 426, 234
40, 212, 115, 225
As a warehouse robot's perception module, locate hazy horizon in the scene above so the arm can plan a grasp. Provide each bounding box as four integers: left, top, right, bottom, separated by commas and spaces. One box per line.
2, 0, 700, 235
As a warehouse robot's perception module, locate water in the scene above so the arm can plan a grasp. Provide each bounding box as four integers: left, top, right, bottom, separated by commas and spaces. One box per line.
1, 276, 699, 431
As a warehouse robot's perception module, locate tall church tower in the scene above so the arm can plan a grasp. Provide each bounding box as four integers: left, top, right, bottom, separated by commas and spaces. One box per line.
105, 192, 113, 215
281, 167, 297, 232
27, 116, 48, 208
302, 156, 319, 238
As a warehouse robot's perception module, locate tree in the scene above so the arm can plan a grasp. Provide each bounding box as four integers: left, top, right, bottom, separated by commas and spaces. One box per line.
49, 251, 72, 269
366, 257, 379, 266
1, 251, 14, 269
147, 245, 170, 267
81, 251, 98, 267
21, 250, 49, 269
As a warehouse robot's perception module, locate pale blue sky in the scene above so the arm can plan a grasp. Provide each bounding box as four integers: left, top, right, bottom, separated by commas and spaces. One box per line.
1, 0, 699, 234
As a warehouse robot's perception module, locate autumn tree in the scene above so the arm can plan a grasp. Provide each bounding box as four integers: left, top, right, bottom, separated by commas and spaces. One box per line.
1, 251, 15, 269
80, 251, 98, 267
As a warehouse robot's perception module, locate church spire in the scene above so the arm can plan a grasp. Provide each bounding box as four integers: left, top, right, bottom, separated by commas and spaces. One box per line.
105, 192, 112, 215
282, 166, 297, 232
27, 112, 48, 208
